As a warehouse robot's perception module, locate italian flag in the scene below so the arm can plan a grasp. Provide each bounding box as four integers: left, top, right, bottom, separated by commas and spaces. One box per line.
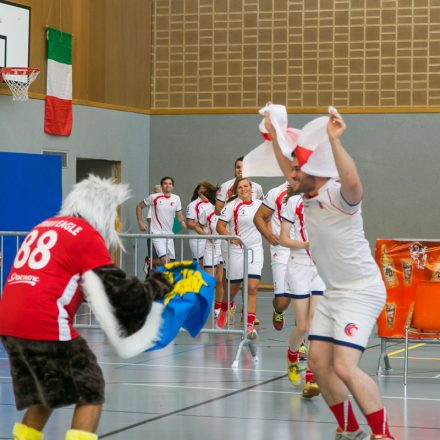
44, 27, 72, 136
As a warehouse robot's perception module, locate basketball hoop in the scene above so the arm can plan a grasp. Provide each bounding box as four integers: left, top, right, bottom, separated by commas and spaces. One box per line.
0, 67, 40, 101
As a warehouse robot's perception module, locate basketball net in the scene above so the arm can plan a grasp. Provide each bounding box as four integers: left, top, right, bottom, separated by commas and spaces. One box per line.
1, 67, 40, 101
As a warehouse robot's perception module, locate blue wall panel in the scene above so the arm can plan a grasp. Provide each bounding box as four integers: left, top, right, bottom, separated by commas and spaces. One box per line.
0, 152, 62, 286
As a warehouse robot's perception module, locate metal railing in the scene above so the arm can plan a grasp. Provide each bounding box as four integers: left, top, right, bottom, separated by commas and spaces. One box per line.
0, 231, 257, 367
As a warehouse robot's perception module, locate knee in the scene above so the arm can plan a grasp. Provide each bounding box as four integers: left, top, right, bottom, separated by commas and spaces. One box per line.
295, 319, 309, 335
273, 297, 290, 311
333, 357, 357, 383
307, 348, 324, 375
248, 288, 258, 297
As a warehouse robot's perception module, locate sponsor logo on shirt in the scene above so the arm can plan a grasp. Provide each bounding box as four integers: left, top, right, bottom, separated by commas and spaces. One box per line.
344, 323, 358, 337
8, 272, 40, 286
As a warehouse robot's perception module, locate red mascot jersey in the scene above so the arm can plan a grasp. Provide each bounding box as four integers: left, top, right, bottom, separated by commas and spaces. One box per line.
0, 216, 113, 341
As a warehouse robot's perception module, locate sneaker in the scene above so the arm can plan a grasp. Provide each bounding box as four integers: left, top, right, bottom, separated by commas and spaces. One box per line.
334, 428, 368, 440
287, 362, 301, 385
272, 310, 285, 331
217, 310, 228, 328
247, 324, 258, 339
368, 436, 395, 440
302, 381, 320, 398
299, 342, 307, 360
214, 308, 220, 319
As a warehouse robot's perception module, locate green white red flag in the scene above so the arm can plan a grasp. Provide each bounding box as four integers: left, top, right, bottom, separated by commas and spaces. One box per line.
44, 27, 72, 136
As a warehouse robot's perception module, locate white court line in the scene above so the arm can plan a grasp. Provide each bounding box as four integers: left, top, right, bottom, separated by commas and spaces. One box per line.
118, 382, 440, 401
99, 361, 286, 374
1, 371, 439, 402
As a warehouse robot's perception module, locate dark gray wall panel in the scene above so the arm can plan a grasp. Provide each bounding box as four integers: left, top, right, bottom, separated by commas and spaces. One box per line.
150, 113, 440, 283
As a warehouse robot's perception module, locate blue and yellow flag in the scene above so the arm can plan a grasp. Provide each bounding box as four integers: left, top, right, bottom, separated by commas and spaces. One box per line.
147, 261, 215, 351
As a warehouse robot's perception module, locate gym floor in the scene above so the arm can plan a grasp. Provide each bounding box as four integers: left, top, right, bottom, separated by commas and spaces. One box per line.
1, 292, 439, 440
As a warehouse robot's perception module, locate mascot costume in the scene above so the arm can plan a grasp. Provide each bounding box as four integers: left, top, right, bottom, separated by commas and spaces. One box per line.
0, 176, 214, 440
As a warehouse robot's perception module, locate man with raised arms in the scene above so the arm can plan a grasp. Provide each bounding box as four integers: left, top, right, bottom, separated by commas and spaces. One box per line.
265, 107, 394, 440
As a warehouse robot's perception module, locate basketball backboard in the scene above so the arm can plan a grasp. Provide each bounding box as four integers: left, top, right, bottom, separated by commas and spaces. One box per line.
0, 1, 30, 69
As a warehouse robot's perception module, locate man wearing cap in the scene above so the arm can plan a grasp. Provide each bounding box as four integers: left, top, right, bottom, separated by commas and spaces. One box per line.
265, 107, 394, 440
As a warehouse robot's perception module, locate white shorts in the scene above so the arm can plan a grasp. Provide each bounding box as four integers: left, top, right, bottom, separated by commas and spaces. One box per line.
152, 237, 175, 261
189, 238, 205, 260
203, 240, 222, 268
270, 246, 290, 296
225, 247, 264, 282
285, 259, 326, 298
309, 284, 386, 351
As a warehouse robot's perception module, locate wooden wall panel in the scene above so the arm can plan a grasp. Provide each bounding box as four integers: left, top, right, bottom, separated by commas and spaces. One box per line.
102, 0, 150, 108
72, 0, 90, 100
87, 0, 106, 103
2, 0, 151, 110
150, 0, 440, 111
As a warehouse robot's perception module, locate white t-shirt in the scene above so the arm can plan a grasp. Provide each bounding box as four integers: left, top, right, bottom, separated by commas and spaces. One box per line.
219, 198, 262, 250
262, 181, 289, 237
303, 179, 383, 291
199, 204, 219, 235
186, 197, 210, 236
262, 181, 291, 256
216, 178, 264, 203
281, 194, 313, 265
143, 193, 182, 235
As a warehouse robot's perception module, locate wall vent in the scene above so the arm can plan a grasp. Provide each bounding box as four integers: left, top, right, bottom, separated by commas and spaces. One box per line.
42, 149, 68, 168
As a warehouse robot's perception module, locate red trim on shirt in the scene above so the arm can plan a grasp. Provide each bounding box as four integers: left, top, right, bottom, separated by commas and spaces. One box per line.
207, 211, 216, 234
153, 195, 171, 229
195, 200, 209, 221
295, 199, 311, 257
275, 189, 288, 223
226, 184, 234, 200
233, 200, 253, 237
326, 189, 359, 216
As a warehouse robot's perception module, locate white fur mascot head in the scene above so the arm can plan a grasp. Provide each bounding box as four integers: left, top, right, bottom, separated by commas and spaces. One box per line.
59, 175, 131, 250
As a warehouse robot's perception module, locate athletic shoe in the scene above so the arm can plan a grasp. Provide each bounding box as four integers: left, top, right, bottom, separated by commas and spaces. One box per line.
214, 308, 220, 319
299, 342, 307, 360
302, 381, 320, 398
247, 324, 258, 339
217, 310, 228, 328
287, 362, 301, 385
272, 310, 285, 331
367, 436, 395, 440
334, 428, 368, 440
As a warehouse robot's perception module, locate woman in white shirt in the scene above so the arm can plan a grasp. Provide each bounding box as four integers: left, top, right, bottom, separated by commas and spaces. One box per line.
191, 183, 225, 319
216, 177, 263, 339
186, 181, 214, 262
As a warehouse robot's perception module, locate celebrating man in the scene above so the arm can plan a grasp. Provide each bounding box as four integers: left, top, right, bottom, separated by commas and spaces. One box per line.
265, 107, 394, 440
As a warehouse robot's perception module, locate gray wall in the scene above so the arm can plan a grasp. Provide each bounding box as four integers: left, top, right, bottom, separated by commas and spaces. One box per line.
0, 95, 150, 273
3, 96, 439, 282
150, 113, 440, 283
